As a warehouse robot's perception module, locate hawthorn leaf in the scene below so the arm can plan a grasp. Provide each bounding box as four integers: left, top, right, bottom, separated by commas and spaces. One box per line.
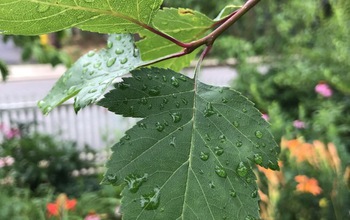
38, 34, 143, 114
0, 0, 162, 35
98, 67, 280, 220
137, 8, 214, 71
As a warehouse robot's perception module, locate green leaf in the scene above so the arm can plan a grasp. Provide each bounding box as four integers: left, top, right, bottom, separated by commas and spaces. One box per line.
0, 0, 162, 35
99, 67, 280, 220
214, 5, 242, 21
0, 59, 9, 81
137, 8, 214, 71
38, 34, 143, 114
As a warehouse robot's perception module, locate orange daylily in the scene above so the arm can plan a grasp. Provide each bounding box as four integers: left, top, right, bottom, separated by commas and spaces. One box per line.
294, 175, 322, 196
47, 193, 77, 217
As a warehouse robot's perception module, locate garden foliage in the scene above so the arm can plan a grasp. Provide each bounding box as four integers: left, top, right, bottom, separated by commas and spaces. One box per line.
0, 0, 280, 219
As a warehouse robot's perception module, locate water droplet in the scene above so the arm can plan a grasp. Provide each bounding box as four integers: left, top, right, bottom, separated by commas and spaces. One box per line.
107, 40, 113, 49
229, 190, 237, 198
214, 146, 224, 156
179, 75, 187, 81
44, 106, 53, 114
209, 181, 215, 189
124, 173, 148, 193
89, 88, 97, 94
268, 160, 279, 170
255, 130, 263, 139
147, 74, 153, 80
246, 177, 252, 183
133, 48, 139, 57
232, 121, 239, 128
68, 86, 77, 95
171, 76, 180, 87
242, 108, 247, 113
170, 112, 182, 123
172, 94, 177, 98
138, 122, 147, 129
37, 4, 50, 13
159, 103, 165, 110
115, 35, 122, 41
205, 134, 211, 141
219, 135, 226, 143
87, 50, 96, 57
204, 102, 216, 117
149, 88, 160, 96
161, 21, 168, 25
115, 48, 124, 55
106, 57, 116, 67
199, 169, 204, 174
215, 166, 227, 178
94, 62, 102, 68
135, 76, 142, 81
245, 215, 256, 220
169, 136, 176, 147
120, 57, 128, 64
253, 154, 263, 165
200, 152, 209, 161
251, 189, 258, 198
236, 162, 248, 177
140, 187, 160, 210
148, 104, 153, 110
105, 173, 117, 185
163, 98, 169, 104
222, 98, 228, 103
38, 100, 46, 108
142, 84, 148, 91
155, 122, 165, 132
236, 141, 243, 148
175, 101, 180, 108
219, 88, 224, 93
181, 98, 188, 105
117, 82, 130, 90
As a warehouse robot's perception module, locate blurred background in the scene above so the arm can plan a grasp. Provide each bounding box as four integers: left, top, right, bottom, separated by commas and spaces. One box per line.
0, 0, 349, 219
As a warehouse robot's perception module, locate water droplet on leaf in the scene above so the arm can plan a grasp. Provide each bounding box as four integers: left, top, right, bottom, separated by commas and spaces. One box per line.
219, 135, 226, 143
140, 187, 160, 210
149, 88, 160, 96
87, 50, 96, 57
171, 76, 180, 87
200, 152, 209, 161
255, 130, 263, 139
170, 112, 182, 123
209, 181, 215, 189
232, 121, 239, 128
37, 4, 50, 13
107, 40, 113, 49
204, 102, 216, 117
155, 122, 165, 132
115, 48, 124, 55
138, 123, 147, 129
251, 189, 258, 198
236, 141, 243, 148
120, 57, 128, 64
230, 190, 237, 198
106, 174, 117, 185
253, 154, 263, 165
124, 173, 148, 193
169, 136, 176, 147
106, 58, 116, 67
236, 162, 248, 177
215, 165, 227, 178
214, 146, 224, 156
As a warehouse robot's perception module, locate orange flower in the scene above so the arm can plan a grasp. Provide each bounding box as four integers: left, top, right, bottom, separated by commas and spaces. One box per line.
294, 175, 322, 196
47, 193, 77, 217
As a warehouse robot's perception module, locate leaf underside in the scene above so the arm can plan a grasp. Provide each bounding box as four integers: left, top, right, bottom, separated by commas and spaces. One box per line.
38, 33, 143, 114
98, 68, 280, 220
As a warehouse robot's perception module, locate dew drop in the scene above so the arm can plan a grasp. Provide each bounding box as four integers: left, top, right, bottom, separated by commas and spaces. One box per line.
242, 108, 247, 113
44, 106, 53, 114
106, 57, 116, 67
120, 57, 128, 64
133, 48, 139, 57
229, 190, 237, 198
200, 152, 209, 161
179, 75, 187, 81
253, 154, 263, 165
37, 4, 50, 13
159, 104, 165, 110
209, 181, 215, 189
214, 146, 224, 156
147, 74, 153, 80
142, 84, 148, 91
255, 130, 263, 139
163, 98, 169, 104
38, 100, 46, 108
172, 94, 177, 98
135, 76, 142, 81
205, 134, 211, 141
215, 165, 227, 178
68, 86, 77, 95
251, 189, 258, 198
138, 122, 147, 129
148, 104, 153, 110
89, 88, 97, 94
181, 98, 188, 105
204, 102, 216, 117
170, 112, 182, 123
115, 35, 122, 41
105, 173, 117, 185
87, 50, 96, 57
140, 187, 160, 210
117, 82, 130, 90
155, 122, 165, 132
222, 98, 228, 103
236, 141, 243, 148
199, 169, 204, 174
124, 173, 148, 193
161, 21, 168, 25
175, 101, 180, 108
268, 160, 279, 171
219, 135, 226, 143
149, 88, 160, 96
94, 62, 102, 68
115, 48, 124, 55
107, 40, 113, 49
171, 76, 180, 87
140, 97, 148, 105
232, 121, 239, 128
162, 75, 167, 82
236, 162, 248, 177
169, 136, 176, 147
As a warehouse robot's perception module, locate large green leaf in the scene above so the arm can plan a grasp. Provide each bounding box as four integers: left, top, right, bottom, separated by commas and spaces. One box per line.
38, 34, 143, 114
137, 8, 214, 71
0, 0, 162, 35
98, 67, 280, 220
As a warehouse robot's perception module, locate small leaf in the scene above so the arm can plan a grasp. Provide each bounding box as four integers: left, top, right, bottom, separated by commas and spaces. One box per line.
99, 67, 280, 219
0, 0, 162, 35
0, 59, 9, 81
214, 5, 242, 21
137, 8, 214, 71
38, 34, 143, 114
